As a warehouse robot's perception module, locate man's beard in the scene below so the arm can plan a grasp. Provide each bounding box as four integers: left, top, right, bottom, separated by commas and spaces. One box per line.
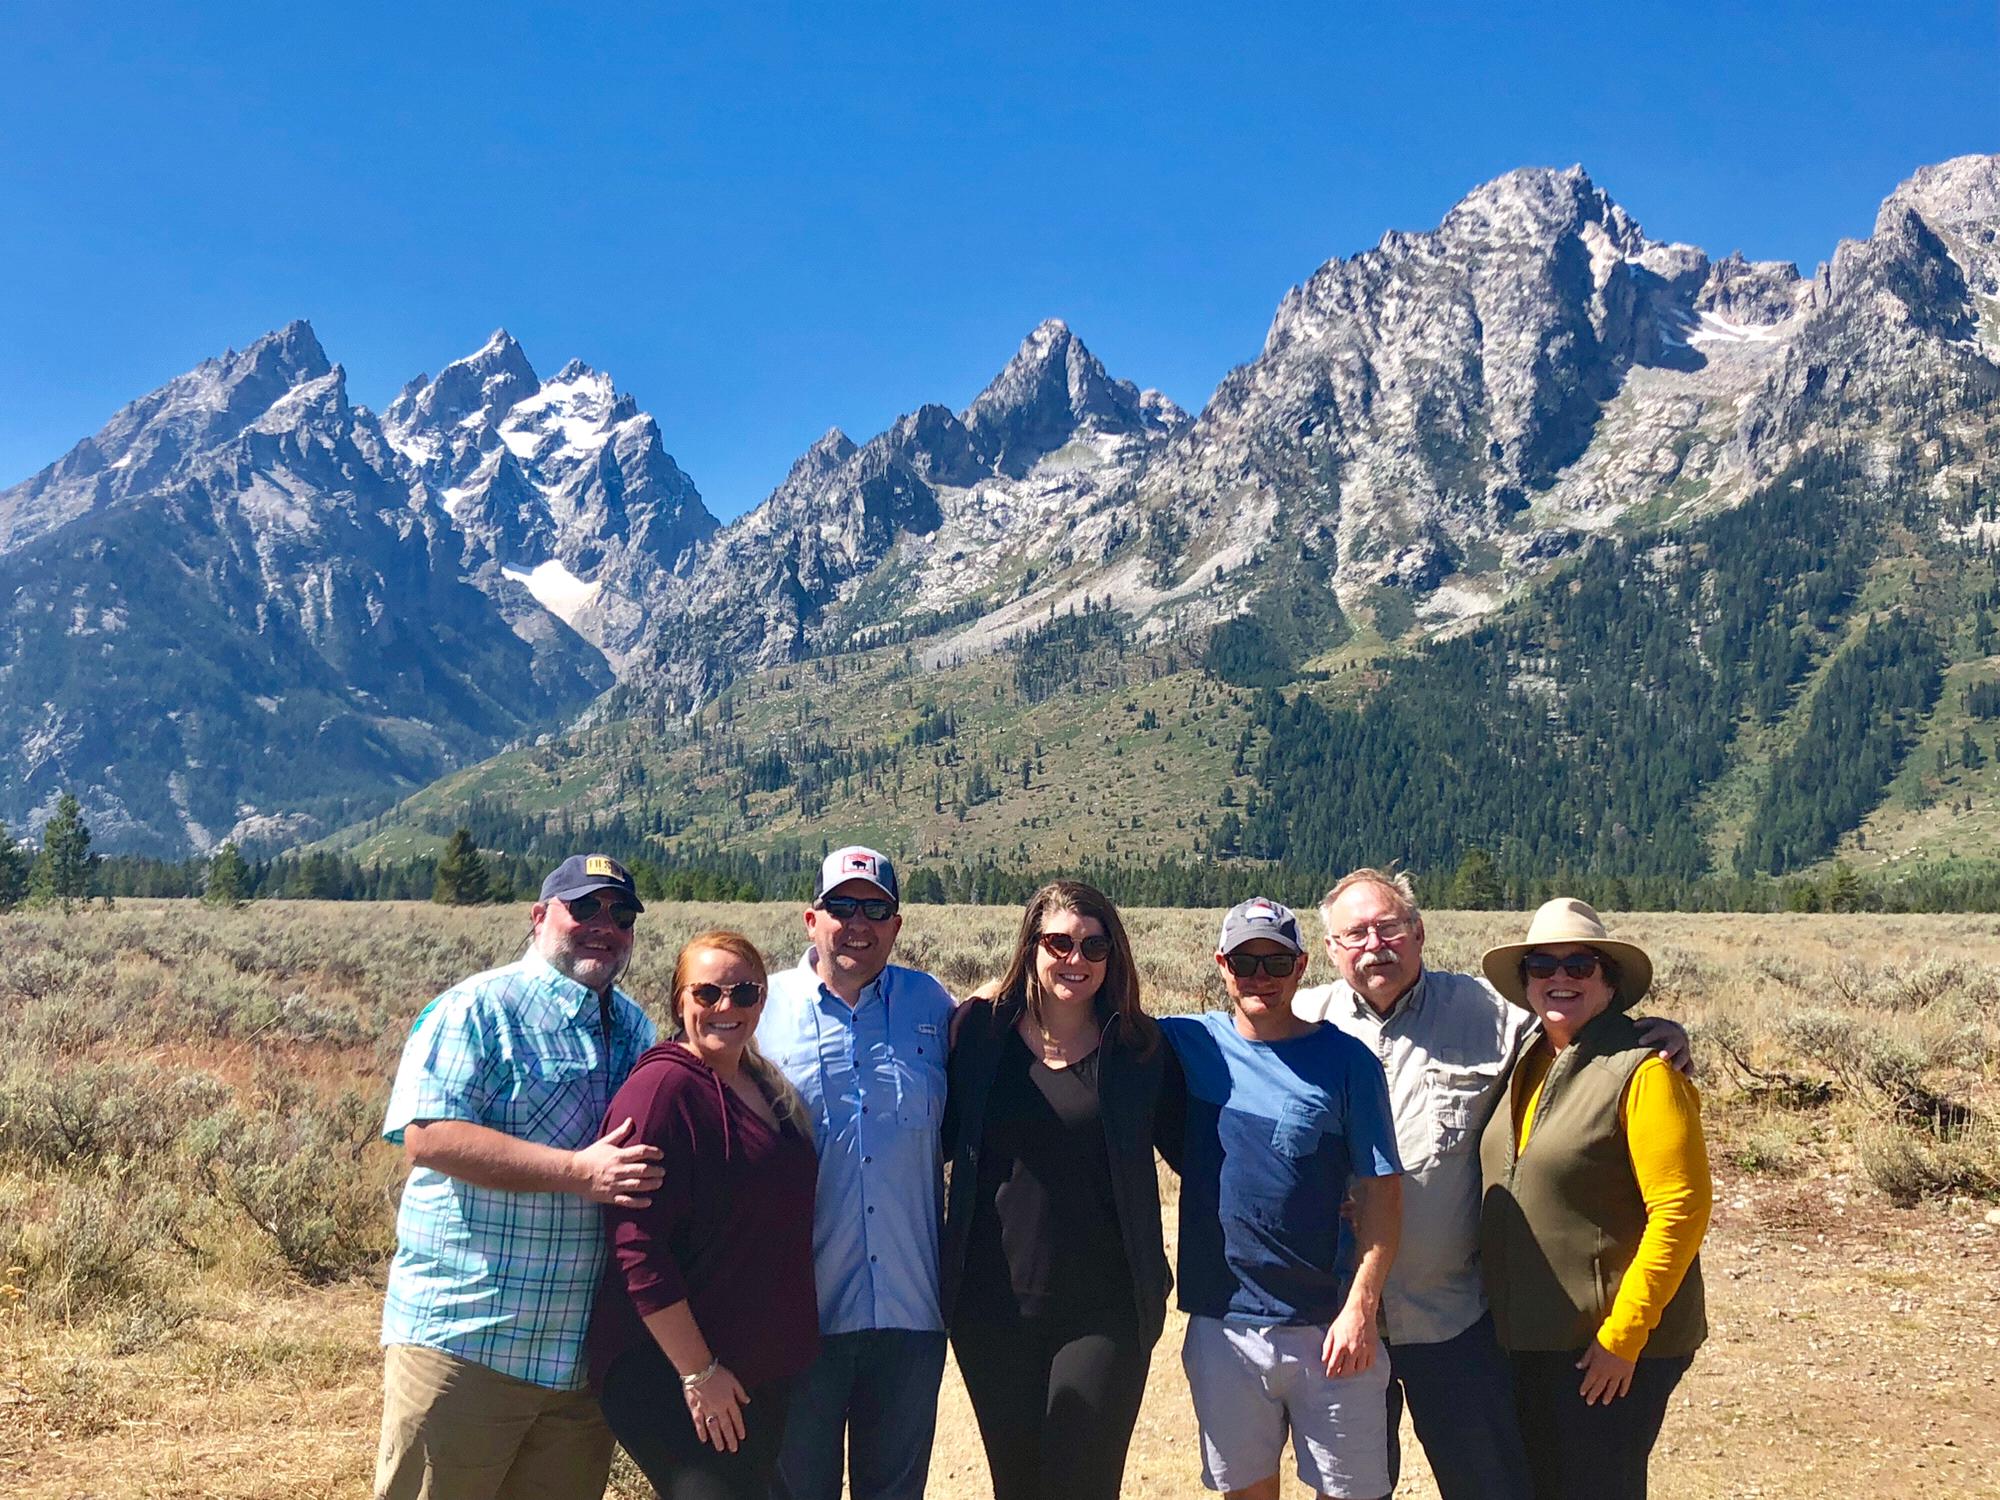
544, 931, 630, 992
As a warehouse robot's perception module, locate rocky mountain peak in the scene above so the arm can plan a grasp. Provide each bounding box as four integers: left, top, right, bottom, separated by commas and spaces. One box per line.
1880, 153, 2000, 235
960, 319, 1179, 477
1439, 164, 1638, 251
383, 329, 541, 479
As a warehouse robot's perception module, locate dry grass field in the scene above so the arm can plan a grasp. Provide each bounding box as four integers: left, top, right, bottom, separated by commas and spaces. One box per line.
2, 899, 1997, 1498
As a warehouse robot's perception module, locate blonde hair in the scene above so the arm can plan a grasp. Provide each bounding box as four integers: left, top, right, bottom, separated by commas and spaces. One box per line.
1318, 867, 1421, 933
669, 930, 811, 1135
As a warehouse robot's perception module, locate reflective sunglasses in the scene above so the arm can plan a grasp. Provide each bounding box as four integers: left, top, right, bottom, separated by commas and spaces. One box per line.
562, 894, 640, 929
816, 895, 898, 921
1224, 951, 1304, 979
686, 981, 767, 1008
1038, 932, 1112, 963
1521, 951, 1607, 982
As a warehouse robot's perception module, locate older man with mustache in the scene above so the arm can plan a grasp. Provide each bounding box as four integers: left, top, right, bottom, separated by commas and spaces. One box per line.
1294, 870, 1689, 1500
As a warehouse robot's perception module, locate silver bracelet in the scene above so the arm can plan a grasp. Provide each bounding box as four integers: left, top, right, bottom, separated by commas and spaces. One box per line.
680, 1357, 720, 1392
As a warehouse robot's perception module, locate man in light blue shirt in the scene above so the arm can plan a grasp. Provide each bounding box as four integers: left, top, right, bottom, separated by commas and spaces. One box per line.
760, 845, 956, 1500
376, 854, 664, 1500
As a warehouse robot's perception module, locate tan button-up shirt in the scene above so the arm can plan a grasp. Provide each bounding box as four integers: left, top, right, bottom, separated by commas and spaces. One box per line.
1294, 968, 1533, 1346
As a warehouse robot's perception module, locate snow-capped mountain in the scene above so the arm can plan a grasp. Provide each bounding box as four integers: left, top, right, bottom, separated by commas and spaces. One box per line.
5, 153, 1997, 856
0, 322, 612, 855
386, 338, 716, 663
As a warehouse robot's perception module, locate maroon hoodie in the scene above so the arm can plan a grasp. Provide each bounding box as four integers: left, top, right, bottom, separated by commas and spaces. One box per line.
588, 1042, 820, 1390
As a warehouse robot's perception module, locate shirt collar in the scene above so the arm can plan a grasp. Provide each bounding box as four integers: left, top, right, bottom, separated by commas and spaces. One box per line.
1346, 967, 1429, 1026
525, 947, 617, 1022
798, 946, 883, 1010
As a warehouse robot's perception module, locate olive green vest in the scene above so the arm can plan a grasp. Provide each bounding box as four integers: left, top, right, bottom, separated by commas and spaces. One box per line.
1478, 1009, 1707, 1357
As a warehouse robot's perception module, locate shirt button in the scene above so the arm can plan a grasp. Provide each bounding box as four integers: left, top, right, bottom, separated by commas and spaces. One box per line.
862, 1155, 872, 1164
867, 1206, 875, 1214
870, 1254, 878, 1263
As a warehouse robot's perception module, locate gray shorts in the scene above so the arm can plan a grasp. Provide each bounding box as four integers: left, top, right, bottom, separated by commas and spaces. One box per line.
1180, 1315, 1391, 1498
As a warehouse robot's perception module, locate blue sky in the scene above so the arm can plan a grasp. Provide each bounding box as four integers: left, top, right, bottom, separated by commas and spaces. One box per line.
2, 2, 1993, 519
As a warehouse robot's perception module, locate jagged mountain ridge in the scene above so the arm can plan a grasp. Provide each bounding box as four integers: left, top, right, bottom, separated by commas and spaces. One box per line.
7, 153, 1999, 859
614, 318, 1189, 712
0, 323, 614, 855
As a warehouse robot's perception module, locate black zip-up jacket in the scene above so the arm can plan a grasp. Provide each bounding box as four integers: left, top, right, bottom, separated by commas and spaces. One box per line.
940, 996, 1185, 1344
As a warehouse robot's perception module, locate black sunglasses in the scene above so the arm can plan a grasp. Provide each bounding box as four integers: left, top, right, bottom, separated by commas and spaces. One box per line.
816, 895, 898, 921
1225, 951, 1304, 979
1522, 951, 1607, 981
562, 894, 640, 929
1038, 932, 1113, 963
686, 981, 766, 1008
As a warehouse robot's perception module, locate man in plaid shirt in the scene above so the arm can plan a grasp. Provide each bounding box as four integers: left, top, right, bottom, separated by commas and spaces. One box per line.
375, 854, 664, 1500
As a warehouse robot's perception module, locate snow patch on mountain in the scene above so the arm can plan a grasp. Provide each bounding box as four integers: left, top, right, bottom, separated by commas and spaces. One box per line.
503, 558, 601, 627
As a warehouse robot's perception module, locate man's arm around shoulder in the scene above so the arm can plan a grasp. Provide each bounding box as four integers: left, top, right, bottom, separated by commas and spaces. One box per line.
402, 1116, 664, 1207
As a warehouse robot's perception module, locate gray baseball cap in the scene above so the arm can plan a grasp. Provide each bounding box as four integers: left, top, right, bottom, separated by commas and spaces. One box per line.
815, 845, 899, 903
1216, 897, 1304, 954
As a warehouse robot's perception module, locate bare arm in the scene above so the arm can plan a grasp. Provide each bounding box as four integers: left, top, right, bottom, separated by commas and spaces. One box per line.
639, 1301, 752, 1453
404, 1116, 664, 1206
1322, 1173, 1402, 1377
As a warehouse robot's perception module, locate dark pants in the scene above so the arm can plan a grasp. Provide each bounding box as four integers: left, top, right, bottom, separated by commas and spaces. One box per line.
1510, 1349, 1693, 1500
770, 1328, 948, 1500
950, 1313, 1153, 1500
599, 1345, 793, 1500
1384, 1313, 1532, 1500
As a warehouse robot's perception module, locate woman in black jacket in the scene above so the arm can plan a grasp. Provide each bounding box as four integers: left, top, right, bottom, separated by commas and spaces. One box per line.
941, 880, 1184, 1500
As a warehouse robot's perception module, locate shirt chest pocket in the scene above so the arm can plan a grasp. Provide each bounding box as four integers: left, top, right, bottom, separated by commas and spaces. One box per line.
1426, 1062, 1502, 1160
893, 1050, 945, 1130
502, 1051, 602, 1147
1270, 1099, 1329, 1158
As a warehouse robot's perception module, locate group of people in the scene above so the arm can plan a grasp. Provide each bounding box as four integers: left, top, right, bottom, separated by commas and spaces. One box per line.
374, 845, 1711, 1500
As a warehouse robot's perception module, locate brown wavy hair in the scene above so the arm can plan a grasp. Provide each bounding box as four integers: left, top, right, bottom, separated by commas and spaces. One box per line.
988, 881, 1155, 1053
667, 930, 809, 1130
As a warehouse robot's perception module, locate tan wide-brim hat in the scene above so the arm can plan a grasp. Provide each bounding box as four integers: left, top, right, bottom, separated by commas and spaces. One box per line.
1481, 897, 1653, 1012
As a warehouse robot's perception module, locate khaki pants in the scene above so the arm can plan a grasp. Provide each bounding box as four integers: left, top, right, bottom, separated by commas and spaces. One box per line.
376, 1343, 616, 1500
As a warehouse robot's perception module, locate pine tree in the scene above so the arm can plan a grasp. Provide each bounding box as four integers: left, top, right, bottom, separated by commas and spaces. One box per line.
29, 793, 96, 912
0, 818, 28, 911
432, 828, 492, 905
204, 841, 250, 907
1449, 847, 1504, 910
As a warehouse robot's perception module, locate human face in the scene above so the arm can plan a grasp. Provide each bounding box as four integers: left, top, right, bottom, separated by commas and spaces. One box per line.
677, 946, 766, 1070
532, 891, 637, 995
804, 878, 902, 997
1324, 882, 1424, 1014
1523, 942, 1615, 1046
1034, 908, 1108, 1012
1216, 938, 1307, 1037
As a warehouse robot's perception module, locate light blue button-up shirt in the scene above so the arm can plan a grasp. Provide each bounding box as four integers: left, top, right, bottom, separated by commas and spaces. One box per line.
760, 949, 954, 1335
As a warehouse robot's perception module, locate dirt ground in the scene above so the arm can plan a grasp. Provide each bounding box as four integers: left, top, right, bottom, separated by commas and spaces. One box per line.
6, 1159, 1995, 1499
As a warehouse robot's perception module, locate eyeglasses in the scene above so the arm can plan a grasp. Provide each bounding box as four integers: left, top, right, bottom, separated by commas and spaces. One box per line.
816, 896, 898, 921
1038, 932, 1112, 963
562, 894, 640, 929
1224, 951, 1305, 979
1330, 918, 1410, 950
1521, 951, 1607, 982
685, 981, 767, 1008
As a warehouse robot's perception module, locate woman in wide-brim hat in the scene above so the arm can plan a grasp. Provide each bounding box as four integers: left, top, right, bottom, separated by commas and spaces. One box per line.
1475, 898, 1711, 1500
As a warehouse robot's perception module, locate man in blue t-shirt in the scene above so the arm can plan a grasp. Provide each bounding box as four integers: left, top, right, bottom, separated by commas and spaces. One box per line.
1161, 897, 1404, 1500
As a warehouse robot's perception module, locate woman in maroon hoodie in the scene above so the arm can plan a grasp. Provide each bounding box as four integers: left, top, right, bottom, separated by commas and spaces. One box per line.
590, 930, 819, 1499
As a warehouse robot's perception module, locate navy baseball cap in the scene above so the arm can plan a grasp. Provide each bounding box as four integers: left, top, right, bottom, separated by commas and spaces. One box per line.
815, 845, 899, 903
540, 853, 644, 910
1217, 897, 1303, 954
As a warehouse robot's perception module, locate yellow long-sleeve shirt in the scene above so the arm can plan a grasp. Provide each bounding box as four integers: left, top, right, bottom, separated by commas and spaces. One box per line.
1513, 1044, 1712, 1361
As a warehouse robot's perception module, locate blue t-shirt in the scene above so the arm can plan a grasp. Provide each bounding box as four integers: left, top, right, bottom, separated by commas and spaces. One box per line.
1162, 1010, 1402, 1326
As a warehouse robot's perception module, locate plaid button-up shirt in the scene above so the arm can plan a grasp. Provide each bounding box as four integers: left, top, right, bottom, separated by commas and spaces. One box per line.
380, 951, 656, 1389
